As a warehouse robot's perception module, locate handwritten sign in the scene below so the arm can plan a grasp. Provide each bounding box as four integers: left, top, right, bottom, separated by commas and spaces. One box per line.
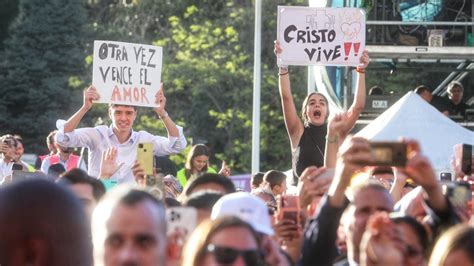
277, 6, 366, 66
92, 40, 163, 107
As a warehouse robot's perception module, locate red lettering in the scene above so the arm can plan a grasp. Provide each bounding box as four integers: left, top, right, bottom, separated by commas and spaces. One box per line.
110, 86, 151, 105
133, 87, 140, 101
141, 87, 150, 104
111, 85, 122, 101
123, 87, 132, 102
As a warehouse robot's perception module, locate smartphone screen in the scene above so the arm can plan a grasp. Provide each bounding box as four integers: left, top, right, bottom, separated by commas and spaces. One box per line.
146, 174, 164, 195
443, 182, 471, 208
277, 195, 300, 224
137, 143, 154, 175
462, 144, 472, 175
370, 142, 407, 167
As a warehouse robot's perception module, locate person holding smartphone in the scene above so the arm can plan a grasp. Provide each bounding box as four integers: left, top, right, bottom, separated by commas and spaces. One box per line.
55, 84, 187, 184
0, 135, 22, 184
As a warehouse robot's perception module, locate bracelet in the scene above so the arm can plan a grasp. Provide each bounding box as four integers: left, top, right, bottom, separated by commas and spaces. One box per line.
158, 111, 169, 119
326, 135, 339, 143
279, 71, 289, 76
356, 67, 365, 74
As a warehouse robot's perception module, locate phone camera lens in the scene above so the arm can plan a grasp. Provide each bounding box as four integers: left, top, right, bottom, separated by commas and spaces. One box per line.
139, 143, 143, 148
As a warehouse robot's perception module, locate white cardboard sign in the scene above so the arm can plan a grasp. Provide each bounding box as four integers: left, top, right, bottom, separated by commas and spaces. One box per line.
277, 6, 366, 66
92, 40, 163, 107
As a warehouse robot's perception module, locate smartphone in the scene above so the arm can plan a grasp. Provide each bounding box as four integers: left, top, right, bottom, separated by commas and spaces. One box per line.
146, 173, 164, 196
442, 181, 471, 208
137, 143, 154, 175
12, 163, 23, 171
440, 172, 452, 182
369, 142, 407, 167
166, 207, 198, 242
461, 144, 472, 176
277, 195, 300, 225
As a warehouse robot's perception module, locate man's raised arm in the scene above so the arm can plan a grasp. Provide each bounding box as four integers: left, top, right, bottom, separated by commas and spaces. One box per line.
63, 86, 100, 133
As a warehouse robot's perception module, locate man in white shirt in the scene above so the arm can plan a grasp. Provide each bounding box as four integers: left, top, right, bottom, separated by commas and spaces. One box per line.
55, 85, 187, 184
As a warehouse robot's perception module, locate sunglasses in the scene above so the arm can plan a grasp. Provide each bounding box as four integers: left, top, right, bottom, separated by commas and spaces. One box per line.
206, 244, 263, 266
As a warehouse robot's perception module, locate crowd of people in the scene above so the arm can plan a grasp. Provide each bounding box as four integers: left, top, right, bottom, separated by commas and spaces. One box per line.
0, 43, 473, 266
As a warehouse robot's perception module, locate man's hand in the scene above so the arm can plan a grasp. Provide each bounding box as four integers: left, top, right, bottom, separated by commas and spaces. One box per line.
404, 139, 447, 212
83, 86, 100, 111
298, 166, 333, 209
360, 212, 405, 266
154, 83, 167, 117
0, 143, 9, 154
328, 136, 373, 207
99, 147, 121, 179
132, 161, 146, 186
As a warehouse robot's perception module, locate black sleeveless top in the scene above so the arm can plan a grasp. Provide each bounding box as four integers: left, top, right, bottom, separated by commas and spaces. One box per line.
291, 124, 327, 185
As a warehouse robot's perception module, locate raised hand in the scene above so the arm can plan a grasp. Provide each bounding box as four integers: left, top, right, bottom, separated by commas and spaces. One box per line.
132, 160, 146, 186
298, 166, 333, 209
274, 40, 282, 56
358, 50, 370, 70
328, 112, 353, 140
328, 136, 373, 207
99, 147, 121, 179
83, 86, 100, 110
218, 160, 231, 177
154, 83, 167, 117
360, 212, 405, 266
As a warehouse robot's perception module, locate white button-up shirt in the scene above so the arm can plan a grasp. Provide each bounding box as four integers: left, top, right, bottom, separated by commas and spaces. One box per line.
55, 120, 187, 183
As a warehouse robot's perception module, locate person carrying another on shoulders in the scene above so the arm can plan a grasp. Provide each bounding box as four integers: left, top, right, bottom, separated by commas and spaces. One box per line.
40, 142, 87, 175
177, 144, 231, 187
274, 40, 369, 185
35, 130, 58, 169
55, 84, 186, 184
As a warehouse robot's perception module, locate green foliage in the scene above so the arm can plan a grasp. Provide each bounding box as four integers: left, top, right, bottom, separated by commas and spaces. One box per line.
0, 0, 87, 153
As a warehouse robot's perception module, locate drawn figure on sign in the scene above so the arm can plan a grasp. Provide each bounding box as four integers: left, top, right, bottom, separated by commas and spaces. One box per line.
306, 10, 335, 30
339, 11, 362, 60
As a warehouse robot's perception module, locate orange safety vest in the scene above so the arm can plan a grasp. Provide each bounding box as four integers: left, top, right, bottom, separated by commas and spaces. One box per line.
49, 154, 80, 171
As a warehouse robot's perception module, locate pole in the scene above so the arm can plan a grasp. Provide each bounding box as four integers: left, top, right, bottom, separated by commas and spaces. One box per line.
251, 0, 262, 174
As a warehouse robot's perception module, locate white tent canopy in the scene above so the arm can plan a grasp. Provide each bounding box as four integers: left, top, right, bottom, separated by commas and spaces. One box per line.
356, 92, 474, 172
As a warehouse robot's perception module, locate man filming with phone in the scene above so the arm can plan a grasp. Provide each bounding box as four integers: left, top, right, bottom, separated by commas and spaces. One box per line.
55, 84, 186, 184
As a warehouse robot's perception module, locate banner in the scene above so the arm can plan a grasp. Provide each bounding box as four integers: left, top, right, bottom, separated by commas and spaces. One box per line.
92, 40, 163, 107
277, 6, 366, 66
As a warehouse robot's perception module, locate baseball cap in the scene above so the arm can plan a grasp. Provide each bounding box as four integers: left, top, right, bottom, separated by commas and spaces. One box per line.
211, 192, 274, 235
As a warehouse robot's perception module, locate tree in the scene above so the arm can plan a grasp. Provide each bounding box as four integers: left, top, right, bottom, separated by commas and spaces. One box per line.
83, 0, 308, 173
0, 0, 88, 153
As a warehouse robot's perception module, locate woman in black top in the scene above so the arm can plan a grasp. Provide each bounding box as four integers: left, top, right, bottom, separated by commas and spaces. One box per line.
274, 41, 369, 184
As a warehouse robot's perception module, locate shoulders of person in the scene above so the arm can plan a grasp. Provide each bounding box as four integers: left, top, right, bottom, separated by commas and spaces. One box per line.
176, 168, 188, 186
207, 167, 217, 174
135, 130, 166, 140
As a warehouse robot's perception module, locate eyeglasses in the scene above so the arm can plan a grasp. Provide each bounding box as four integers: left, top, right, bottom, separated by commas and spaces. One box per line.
206, 244, 263, 266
